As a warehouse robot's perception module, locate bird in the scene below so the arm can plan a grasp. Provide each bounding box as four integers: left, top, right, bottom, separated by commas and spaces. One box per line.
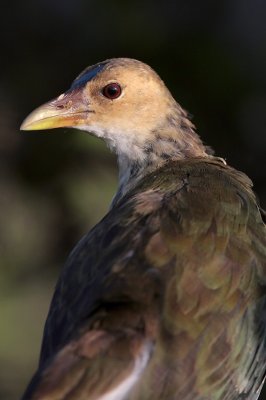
20, 58, 266, 400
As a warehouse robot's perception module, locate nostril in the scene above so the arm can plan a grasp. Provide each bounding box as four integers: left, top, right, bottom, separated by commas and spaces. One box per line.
56, 100, 72, 110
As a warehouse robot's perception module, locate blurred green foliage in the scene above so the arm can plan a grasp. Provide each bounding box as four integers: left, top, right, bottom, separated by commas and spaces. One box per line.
1, 0, 266, 398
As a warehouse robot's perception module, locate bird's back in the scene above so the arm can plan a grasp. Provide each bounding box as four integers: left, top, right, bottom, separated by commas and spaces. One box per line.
23, 157, 266, 400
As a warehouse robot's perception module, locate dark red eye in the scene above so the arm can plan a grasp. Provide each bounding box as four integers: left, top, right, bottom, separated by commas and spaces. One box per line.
102, 83, 122, 99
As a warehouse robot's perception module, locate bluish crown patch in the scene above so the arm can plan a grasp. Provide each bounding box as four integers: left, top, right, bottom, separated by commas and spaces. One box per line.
70, 62, 107, 90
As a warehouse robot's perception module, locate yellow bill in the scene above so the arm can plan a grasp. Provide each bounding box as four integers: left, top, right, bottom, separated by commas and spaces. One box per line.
20, 89, 88, 131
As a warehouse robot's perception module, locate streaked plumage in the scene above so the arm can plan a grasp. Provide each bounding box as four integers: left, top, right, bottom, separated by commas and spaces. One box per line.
21, 58, 266, 400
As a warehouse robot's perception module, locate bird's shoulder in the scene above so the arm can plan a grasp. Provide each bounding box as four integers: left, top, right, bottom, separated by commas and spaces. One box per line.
40, 156, 265, 360
25, 157, 266, 400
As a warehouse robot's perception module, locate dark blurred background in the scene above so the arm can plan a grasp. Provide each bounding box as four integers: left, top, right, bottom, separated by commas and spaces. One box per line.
1, 0, 266, 399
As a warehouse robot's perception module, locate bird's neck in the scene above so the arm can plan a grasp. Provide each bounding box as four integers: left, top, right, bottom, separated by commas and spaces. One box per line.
111, 106, 209, 207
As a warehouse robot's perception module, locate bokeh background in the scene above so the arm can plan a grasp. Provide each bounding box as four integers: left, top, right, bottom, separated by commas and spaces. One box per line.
1, 0, 266, 399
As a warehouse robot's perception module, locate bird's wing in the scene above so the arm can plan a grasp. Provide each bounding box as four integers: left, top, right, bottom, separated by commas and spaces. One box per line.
27, 329, 153, 400
23, 158, 266, 400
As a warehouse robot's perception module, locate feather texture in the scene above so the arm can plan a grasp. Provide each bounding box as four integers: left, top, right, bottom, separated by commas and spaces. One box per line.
22, 158, 266, 400
20, 58, 266, 400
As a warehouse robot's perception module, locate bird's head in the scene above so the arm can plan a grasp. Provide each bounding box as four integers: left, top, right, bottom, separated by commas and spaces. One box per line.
21, 58, 208, 197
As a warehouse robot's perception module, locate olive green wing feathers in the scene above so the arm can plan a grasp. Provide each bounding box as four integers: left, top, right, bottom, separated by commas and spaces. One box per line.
23, 158, 266, 400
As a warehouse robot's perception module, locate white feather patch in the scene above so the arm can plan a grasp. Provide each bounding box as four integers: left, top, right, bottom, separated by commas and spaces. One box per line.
97, 341, 153, 400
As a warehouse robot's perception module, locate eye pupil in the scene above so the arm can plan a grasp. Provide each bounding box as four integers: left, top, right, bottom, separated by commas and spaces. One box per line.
102, 83, 122, 99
